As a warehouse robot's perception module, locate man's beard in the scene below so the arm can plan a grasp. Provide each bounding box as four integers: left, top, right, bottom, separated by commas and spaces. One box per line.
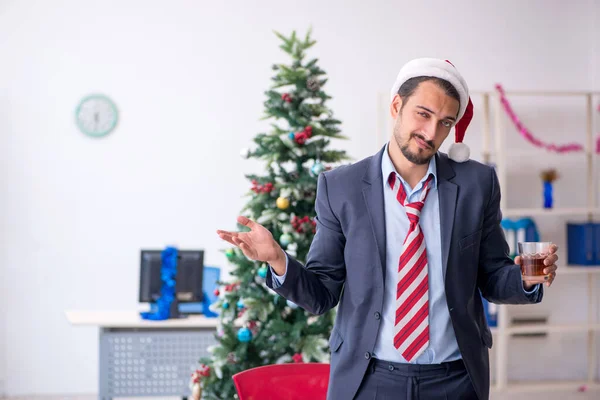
396, 133, 435, 165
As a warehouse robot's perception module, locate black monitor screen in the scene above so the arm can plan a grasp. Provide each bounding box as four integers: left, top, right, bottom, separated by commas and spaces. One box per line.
139, 249, 204, 303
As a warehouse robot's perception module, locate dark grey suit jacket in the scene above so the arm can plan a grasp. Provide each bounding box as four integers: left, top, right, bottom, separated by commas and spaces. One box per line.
266, 146, 542, 400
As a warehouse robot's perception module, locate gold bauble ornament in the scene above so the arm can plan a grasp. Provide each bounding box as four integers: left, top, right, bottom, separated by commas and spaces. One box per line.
276, 197, 290, 209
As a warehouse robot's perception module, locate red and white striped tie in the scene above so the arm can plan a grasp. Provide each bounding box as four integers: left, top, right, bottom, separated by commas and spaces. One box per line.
390, 173, 434, 362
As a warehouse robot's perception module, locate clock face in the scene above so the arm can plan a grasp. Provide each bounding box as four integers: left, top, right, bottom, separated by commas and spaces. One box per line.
75, 94, 118, 137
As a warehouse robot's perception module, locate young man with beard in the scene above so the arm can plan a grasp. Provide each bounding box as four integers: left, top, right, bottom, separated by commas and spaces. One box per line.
217, 58, 559, 400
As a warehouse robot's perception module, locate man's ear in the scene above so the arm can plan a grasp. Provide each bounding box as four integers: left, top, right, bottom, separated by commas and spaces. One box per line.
390, 94, 403, 119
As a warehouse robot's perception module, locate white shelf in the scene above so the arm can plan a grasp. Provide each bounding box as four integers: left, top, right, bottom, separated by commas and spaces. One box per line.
501, 207, 600, 217
491, 323, 600, 335
507, 323, 600, 334
561, 266, 600, 275
500, 150, 593, 158
474, 90, 600, 96
492, 381, 600, 393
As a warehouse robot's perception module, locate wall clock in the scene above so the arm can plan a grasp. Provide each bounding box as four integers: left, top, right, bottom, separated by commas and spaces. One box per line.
75, 94, 119, 137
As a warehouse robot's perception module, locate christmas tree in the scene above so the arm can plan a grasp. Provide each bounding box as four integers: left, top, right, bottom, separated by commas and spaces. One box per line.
193, 29, 350, 399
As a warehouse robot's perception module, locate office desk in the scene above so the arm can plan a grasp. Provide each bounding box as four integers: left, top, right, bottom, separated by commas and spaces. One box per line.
66, 310, 218, 400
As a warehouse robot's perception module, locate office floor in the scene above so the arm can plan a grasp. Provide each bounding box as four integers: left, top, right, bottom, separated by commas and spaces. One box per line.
2, 391, 600, 400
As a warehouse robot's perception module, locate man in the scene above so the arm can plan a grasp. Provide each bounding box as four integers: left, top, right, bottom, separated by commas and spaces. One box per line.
217, 58, 559, 400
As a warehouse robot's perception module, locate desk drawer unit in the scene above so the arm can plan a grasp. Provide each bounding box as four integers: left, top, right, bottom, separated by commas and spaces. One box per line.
99, 328, 217, 399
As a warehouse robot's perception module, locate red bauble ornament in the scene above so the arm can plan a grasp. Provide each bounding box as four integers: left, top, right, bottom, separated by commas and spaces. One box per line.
292, 353, 304, 363
225, 282, 240, 292
304, 126, 313, 138
295, 132, 307, 145
247, 320, 259, 335
196, 364, 211, 377
291, 215, 316, 233
251, 181, 274, 194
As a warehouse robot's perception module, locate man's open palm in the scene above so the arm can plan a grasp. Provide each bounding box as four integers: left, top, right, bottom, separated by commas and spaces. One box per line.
217, 216, 282, 263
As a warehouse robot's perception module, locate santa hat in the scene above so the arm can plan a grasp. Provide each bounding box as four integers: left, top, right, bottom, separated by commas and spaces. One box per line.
390, 58, 474, 163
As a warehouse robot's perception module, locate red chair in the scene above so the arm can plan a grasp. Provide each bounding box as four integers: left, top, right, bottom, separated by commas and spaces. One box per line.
232, 363, 330, 400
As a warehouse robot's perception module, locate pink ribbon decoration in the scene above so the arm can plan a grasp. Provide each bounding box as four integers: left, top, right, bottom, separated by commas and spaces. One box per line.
495, 84, 599, 154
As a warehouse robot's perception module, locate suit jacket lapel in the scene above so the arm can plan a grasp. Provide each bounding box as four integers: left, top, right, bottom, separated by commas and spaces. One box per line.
362, 146, 387, 286
435, 153, 457, 280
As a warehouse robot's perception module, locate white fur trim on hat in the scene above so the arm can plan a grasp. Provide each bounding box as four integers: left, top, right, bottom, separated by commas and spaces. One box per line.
390, 58, 469, 121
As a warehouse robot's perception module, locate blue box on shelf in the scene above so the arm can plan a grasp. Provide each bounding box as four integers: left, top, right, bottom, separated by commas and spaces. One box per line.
501, 217, 540, 258
567, 223, 600, 266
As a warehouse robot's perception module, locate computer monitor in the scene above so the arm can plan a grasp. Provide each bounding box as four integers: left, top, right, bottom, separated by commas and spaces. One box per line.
139, 249, 205, 310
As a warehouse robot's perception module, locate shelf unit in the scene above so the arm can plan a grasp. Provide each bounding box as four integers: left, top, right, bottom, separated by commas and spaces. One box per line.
481, 90, 600, 393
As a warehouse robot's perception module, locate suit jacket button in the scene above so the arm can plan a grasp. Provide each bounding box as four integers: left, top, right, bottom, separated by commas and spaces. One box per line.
374, 312, 381, 320
364, 352, 371, 359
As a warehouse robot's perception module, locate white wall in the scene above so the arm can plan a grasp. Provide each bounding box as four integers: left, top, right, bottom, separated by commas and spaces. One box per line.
594, 0, 600, 89
1, 0, 599, 395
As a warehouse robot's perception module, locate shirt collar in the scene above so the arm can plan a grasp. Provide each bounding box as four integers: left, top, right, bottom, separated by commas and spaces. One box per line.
381, 142, 437, 190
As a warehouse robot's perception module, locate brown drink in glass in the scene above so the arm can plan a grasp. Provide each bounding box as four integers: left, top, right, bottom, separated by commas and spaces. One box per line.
518, 242, 551, 282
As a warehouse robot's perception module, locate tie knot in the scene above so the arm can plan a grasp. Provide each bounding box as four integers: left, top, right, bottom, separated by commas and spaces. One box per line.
392, 174, 434, 216
406, 202, 424, 223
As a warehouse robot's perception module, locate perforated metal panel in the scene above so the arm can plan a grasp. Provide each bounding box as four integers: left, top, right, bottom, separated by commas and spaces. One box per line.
99, 329, 216, 399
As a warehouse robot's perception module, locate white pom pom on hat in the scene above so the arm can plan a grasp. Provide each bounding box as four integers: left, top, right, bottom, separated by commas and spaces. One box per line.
447, 141, 470, 163
390, 58, 474, 163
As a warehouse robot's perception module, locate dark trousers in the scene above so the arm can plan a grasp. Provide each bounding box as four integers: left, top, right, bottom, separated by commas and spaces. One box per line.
354, 358, 479, 400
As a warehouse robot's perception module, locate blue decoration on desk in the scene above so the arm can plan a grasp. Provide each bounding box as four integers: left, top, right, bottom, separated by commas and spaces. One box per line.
543, 181, 553, 208
237, 327, 252, 342
140, 246, 178, 320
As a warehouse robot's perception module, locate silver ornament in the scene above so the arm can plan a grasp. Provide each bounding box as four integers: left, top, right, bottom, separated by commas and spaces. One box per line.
311, 161, 325, 176
279, 233, 293, 246
307, 77, 320, 91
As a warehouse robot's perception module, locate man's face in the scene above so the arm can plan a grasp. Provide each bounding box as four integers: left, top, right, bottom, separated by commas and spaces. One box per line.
391, 80, 460, 165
